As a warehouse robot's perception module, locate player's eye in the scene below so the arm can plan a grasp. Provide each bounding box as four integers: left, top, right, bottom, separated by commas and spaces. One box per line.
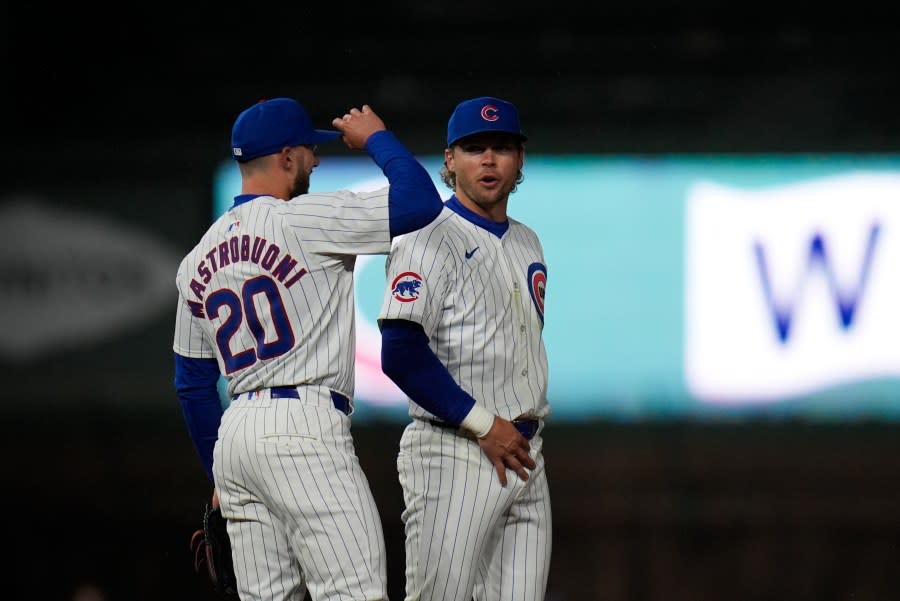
301, 144, 318, 156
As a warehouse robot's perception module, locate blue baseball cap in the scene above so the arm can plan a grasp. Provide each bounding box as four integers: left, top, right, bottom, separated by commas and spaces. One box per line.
231, 97, 342, 161
446, 96, 527, 146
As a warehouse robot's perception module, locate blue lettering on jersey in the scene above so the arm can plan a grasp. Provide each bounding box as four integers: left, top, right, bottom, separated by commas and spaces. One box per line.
188, 234, 308, 302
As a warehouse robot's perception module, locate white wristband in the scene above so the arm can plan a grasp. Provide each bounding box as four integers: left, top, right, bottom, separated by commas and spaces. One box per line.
460, 405, 495, 438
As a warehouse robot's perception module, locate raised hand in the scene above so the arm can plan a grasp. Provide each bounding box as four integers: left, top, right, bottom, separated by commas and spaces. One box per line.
332, 104, 387, 150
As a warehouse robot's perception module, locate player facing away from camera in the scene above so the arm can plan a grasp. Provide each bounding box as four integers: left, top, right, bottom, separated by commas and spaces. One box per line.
379, 96, 552, 601
172, 97, 442, 601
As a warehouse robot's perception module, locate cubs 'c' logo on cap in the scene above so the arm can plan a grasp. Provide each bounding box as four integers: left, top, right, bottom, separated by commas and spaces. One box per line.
527, 263, 547, 323
391, 271, 424, 302
481, 105, 499, 122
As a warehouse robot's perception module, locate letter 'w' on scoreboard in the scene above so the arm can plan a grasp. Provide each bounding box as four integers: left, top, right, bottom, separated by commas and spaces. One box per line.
684, 172, 900, 405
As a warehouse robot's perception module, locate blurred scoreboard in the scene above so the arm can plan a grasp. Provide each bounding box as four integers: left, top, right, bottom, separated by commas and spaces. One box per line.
215, 154, 900, 423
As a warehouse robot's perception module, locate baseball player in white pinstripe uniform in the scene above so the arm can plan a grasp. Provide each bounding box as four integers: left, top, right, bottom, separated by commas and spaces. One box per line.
378, 97, 552, 601
172, 97, 442, 601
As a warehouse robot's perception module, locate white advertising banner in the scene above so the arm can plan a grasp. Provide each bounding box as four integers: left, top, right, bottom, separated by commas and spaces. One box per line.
685, 172, 900, 404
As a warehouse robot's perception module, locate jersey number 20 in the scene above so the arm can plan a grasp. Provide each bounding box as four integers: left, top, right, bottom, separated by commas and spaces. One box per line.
205, 275, 295, 374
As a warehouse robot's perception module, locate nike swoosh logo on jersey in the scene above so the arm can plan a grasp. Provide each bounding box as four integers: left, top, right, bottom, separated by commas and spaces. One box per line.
465, 247, 480, 259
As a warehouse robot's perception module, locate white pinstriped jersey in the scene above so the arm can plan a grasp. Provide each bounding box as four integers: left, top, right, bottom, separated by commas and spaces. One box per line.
379, 205, 550, 421
173, 189, 391, 399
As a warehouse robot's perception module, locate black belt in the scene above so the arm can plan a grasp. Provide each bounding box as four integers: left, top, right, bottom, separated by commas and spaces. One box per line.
266, 386, 351, 416
429, 417, 540, 441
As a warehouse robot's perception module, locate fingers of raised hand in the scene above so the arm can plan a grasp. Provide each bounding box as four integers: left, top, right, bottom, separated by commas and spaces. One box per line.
333, 112, 353, 125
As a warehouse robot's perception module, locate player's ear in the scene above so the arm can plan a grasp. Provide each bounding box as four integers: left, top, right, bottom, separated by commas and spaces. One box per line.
277, 146, 294, 171
444, 147, 454, 169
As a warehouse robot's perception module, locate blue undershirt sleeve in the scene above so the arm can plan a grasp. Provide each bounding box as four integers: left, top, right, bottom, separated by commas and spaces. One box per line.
365, 130, 442, 237
174, 353, 223, 482
380, 318, 476, 425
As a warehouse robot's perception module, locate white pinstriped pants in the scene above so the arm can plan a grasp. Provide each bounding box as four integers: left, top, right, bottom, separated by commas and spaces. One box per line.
398, 419, 552, 601
213, 387, 388, 601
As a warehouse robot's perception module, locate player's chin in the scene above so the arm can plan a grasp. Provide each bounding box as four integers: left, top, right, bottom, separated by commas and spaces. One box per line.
477, 184, 513, 202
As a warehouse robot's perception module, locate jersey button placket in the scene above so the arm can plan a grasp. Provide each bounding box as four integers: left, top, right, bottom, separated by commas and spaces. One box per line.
498, 237, 528, 382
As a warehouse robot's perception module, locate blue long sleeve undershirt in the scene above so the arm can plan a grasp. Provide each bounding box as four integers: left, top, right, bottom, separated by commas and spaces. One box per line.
364, 130, 442, 237
174, 354, 222, 481
380, 318, 477, 426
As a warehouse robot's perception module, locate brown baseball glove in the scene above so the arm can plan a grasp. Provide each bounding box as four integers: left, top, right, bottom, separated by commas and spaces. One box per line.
190, 503, 239, 599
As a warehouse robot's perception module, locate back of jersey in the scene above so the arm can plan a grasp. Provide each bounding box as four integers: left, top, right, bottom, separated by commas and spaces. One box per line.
173, 190, 391, 399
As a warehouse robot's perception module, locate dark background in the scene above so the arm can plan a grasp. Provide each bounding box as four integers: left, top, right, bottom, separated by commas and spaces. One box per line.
5, 4, 900, 600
